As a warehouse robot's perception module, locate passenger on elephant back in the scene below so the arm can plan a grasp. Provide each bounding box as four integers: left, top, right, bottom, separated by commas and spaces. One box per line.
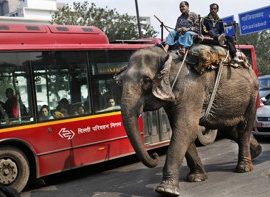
202, 3, 243, 63
164, 1, 199, 55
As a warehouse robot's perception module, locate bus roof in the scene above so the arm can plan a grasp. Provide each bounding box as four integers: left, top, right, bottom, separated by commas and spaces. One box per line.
0, 23, 159, 51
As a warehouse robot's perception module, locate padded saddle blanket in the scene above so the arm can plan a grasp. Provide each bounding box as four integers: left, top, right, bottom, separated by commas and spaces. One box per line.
185, 44, 247, 74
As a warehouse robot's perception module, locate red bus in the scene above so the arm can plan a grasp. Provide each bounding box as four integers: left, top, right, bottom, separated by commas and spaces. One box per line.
0, 23, 258, 192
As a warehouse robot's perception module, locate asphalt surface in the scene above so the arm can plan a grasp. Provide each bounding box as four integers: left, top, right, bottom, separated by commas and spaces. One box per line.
21, 138, 270, 197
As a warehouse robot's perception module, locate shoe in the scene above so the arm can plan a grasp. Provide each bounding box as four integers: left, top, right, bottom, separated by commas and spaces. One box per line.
233, 56, 244, 63
218, 34, 226, 46
175, 50, 184, 60
197, 35, 204, 42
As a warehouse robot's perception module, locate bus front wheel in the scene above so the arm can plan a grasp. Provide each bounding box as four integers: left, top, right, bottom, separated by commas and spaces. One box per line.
0, 146, 30, 192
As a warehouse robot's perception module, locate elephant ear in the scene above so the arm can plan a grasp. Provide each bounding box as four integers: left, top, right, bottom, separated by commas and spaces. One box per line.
152, 54, 175, 102
113, 66, 127, 86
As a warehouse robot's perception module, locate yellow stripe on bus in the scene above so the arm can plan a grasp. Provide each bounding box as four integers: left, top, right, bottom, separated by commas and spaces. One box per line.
0, 111, 122, 133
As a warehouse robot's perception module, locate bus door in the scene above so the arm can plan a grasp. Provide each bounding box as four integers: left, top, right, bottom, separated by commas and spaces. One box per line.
143, 108, 172, 145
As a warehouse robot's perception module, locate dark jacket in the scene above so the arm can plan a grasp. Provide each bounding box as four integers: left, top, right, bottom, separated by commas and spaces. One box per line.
202, 13, 224, 38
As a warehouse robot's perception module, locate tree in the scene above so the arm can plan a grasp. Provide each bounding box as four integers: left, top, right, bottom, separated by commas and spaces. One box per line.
255, 31, 270, 75
238, 32, 259, 46
238, 30, 270, 75
51, 1, 157, 41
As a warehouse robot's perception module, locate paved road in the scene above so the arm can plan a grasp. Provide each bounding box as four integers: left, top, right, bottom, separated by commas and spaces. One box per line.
21, 138, 270, 197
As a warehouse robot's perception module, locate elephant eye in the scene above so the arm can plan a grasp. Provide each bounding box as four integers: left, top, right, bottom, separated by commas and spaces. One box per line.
142, 76, 152, 91
143, 76, 151, 83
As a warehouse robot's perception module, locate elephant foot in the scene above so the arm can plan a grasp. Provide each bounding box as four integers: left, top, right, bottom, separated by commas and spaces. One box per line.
187, 172, 208, 182
235, 159, 253, 173
155, 180, 180, 197
250, 143, 262, 160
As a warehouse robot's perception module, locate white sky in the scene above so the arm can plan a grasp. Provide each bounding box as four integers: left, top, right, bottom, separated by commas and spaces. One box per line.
58, 0, 270, 37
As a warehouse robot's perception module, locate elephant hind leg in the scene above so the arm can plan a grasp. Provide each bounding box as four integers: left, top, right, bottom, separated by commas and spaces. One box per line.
235, 156, 253, 173
236, 118, 255, 172
185, 142, 207, 182
250, 134, 262, 160
235, 132, 262, 172
226, 123, 253, 173
219, 128, 262, 160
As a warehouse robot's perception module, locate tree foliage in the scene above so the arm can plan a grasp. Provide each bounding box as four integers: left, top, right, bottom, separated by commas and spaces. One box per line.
238, 30, 270, 75
51, 1, 157, 41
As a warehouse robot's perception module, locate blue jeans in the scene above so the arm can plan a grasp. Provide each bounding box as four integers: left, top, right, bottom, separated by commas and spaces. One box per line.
165, 30, 197, 48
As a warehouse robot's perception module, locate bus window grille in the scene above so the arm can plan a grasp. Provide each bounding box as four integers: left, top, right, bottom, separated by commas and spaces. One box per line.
82, 27, 93, 32
0, 25, 9, 30
26, 26, 40, 31
56, 26, 69, 31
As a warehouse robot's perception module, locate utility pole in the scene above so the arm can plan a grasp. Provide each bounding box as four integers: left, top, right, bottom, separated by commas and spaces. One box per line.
135, 0, 142, 38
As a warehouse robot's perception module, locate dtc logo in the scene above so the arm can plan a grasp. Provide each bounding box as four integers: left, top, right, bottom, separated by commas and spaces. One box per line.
58, 128, 75, 140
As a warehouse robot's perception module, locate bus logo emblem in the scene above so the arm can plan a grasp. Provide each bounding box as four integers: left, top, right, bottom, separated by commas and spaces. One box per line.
58, 128, 75, 140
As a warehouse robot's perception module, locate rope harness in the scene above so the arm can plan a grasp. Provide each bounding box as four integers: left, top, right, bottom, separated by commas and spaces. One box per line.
169, 48, 230, 121
172, 49, 189, 89
201, 50, 230, 121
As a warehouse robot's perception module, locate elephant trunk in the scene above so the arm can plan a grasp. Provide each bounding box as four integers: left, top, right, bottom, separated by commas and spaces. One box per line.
121, 97, 159, 168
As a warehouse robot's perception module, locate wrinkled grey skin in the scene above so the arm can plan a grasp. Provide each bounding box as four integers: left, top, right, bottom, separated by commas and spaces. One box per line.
115, 46, 260, 196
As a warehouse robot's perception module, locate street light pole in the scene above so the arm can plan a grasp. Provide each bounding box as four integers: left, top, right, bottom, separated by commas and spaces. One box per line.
135, 0, 142, 38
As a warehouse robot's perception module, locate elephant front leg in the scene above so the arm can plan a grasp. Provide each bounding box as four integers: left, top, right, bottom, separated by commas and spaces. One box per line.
155, 144, 184, 196
155, 123, 197, 196
186, 142, 207, 182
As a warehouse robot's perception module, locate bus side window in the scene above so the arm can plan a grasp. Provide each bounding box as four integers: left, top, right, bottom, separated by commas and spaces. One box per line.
90, 50, 133, 113
0, 52, 34, 126
93, 78, 121, 113
33, 51, 90, 121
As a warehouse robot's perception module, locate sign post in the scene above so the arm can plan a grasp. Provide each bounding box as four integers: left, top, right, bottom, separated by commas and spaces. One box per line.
222, 15, 235, 36
239, 6, 270, 35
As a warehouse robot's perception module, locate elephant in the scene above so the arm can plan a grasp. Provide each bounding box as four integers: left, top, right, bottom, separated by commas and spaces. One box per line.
114, 45, 262, 196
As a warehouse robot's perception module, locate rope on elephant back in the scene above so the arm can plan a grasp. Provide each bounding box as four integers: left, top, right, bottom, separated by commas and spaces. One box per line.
172, 49, 189, 89
201, 50, 230, 121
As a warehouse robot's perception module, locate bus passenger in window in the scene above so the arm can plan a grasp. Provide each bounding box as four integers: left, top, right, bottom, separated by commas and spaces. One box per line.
38, 105, 53, 121
68, 105, 79, 116
52, 110, 64, 119
99, 86, 110, 109
56, 98, 70, 117
108, 98, 116, 108
97, 98, 121, 113
4, 88, 28, 119
77, 105, 86, 115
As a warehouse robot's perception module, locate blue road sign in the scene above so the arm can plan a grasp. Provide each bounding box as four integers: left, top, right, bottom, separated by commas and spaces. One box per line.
222, 15, 235, 36
239, 5, 270, 35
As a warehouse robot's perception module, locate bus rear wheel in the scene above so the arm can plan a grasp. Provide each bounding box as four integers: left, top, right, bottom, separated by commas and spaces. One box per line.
0, 146, 30, 192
